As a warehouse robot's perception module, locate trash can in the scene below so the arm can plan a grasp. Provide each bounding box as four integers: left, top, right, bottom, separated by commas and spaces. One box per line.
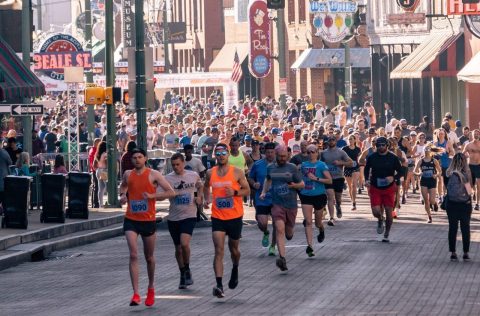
66, 172, 91, 219
1, 176, 32, 229
40, 174, 66, 223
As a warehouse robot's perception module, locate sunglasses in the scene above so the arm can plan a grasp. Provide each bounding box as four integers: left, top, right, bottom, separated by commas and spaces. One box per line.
215, 151, 228, 157
376, 143, 387, 147
307, 150, 317, 154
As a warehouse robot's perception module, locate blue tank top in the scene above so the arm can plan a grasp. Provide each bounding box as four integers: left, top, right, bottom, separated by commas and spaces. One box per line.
436, 141, 451, 168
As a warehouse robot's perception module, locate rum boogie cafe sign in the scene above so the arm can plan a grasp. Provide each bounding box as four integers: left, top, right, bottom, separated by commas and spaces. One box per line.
447, 0, 480, 15
310, 0, 358, 43
248, 0, 271, 79
34, 34, 91, 80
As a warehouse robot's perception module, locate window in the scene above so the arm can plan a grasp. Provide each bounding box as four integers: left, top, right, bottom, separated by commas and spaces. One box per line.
235, 0, 249, 23
299, 0, 306, 23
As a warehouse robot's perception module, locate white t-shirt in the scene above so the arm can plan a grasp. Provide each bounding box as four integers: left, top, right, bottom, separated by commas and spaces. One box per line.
288, 139, 302, 155
185, 157, 206, 175
448, 131, 459, 146
240, 145, 252, 155
165, 170, 201, 221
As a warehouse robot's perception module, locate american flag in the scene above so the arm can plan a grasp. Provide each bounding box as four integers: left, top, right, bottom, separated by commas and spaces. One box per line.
231, 50, 243, 83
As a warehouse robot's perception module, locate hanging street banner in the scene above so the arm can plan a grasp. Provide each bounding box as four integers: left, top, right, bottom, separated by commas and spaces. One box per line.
310, 0, 358, 43
448, 0, 480, 15
122, 0, 135, 47
248, 0, 271, 78
35, 34, 91, 81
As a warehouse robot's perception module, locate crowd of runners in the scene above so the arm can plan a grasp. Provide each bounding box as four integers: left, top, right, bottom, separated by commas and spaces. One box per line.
113, 93, 477, 306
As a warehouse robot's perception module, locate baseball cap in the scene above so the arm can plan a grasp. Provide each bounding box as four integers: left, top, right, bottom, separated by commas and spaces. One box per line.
245, 135, 252, 141
376, 136, 388, 145
252, 140, 260, 145
271, 128, 279, 134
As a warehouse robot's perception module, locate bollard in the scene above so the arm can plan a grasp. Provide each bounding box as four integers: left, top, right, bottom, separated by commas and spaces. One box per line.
40, 174, 67, 223
30, 164, 41, 210
1, 176, 32, 229
66, 172, 91, 219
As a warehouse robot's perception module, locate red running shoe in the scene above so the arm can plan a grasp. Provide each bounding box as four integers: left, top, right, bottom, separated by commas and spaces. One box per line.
129, 293, 141, 306
145, 288, 155, 307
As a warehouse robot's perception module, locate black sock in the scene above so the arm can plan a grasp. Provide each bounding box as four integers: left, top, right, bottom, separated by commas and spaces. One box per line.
180, 266, 186, 274
216, 277, 223, 288
231, 264, 238, 277
185, 263, 190, 271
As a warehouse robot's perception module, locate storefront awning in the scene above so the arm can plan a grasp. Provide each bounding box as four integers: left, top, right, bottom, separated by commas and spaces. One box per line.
209, 43, 249, 72
390, 32, 463, 79
458, 52, 480, 83
291, 48, 371, 69
0, 36, 45, 101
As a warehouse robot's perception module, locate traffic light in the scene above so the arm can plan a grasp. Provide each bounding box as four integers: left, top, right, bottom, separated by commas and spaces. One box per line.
84, 87, 105, 105
104, 87, 122, 105
267, 0, 285, 9
463, 0, 480, 3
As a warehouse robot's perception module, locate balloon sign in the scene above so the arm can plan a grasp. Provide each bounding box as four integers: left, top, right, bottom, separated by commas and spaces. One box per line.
310, 0, 358, 43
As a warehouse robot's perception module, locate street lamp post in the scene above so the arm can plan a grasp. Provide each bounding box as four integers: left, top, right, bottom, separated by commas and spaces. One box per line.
84, 0, 95, 147
22, 0, 32, 157
135, 0, 147, 151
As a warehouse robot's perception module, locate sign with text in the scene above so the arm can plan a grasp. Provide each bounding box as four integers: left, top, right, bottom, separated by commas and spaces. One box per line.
248, 0, 271, 78
396, 0, 421, 12
310, 0, 358, 43
122, 0, 135, 47
36, 34, 86, 81
33, 52, 92, 71
387, 13, 426, 25
447, 0, 480, 15
10, 104, 44, 116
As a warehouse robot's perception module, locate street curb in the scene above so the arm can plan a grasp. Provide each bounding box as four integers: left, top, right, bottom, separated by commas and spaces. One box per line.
0, 214, 125, 251
0, 226, 124, 271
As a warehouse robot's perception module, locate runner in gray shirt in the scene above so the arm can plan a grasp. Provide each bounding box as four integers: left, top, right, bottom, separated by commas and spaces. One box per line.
261, 145, 304, 271
320, 135, 353, 225
164, 153, 203, 290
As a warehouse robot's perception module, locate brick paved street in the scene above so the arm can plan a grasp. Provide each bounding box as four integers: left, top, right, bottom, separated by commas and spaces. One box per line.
1, 192, 480, 315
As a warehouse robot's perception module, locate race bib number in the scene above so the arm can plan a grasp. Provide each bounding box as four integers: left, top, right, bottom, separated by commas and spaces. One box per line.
130, 199, 148, 213
328, 164, 338, 173
175, 194, 191, 205
305, 181, 314, 191
275, 184, 290, 196
376, 178, 390, 188
423, 170, 433, 178
215, 197, 233, 209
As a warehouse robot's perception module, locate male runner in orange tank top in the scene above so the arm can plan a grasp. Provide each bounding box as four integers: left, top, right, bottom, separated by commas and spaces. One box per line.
119, 148, 175, 307
203, 143, 250, 298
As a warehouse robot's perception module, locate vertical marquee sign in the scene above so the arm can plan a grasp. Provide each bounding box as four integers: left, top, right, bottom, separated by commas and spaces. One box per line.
310, 0, 358, 43
248, 0, 271, 78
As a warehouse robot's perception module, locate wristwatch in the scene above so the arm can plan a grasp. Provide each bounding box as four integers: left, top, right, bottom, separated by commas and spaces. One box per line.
316, 177, 320, 182
234, 190, 239, 196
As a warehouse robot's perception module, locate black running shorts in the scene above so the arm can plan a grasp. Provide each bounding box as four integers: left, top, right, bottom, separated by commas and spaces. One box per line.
123, 218, 156, 237
167, 218, 197, 245
211, 216, 243, 240
299, 193, 327, 210
325, 178, 345, 193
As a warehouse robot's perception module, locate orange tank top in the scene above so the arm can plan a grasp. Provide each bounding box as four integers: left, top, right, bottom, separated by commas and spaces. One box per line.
210, 165, 243, 220
125, 168, 157, 221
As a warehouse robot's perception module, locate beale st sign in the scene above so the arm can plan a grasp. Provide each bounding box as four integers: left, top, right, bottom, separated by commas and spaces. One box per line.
248, 0, 271, 79
447, 0, 480, 15
33, 34, 92, 81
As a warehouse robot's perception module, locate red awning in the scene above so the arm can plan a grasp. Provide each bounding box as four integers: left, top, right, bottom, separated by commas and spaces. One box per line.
0, 36, 45, 101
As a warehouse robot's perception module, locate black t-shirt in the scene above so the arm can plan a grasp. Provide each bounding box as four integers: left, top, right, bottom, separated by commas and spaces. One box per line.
290, 153, 309, 166
44, 132, 57, 152
342, 146, 361, 167
364, 151, 403, 189
460, 135, 469, 145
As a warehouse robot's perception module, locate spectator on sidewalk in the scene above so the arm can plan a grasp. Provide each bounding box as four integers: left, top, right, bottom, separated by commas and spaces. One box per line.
121, 141, 137, 176
53, 155, 68, 175
0, 146, 12, 209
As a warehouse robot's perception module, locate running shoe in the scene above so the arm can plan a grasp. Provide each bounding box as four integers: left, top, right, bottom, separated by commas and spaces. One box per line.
145, 288, 155, 307
268, 245, 276, 256
262, 230, 270, 247
463, 253, 471, 262
351, 202, 356, 211
213, 286, 225, 298
392, 210, 398, 219
317, 228, 325, 243
179, 273, 187, 289
306, 246, 315, 257
427, 216, 432, 223
450, 253, 458, 262
433, 203, 439, 212
377, 219, 384, 235
475, 204, 479, 211
327, 219, 335, 226
401, 195, 406, 204
185, 269, 194, 286
302, 219, 307, 227
336, 203, 343, 219
358, 187, 362, 194
129, 293, 141, 306
382, 235, 390, 243
276, 257, 288, 271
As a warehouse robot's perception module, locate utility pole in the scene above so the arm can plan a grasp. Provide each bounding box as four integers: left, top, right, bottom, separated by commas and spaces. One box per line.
84, 0, 95, 147
105, 0, 118, 206
276, 9, 286, 109
163, 1, 170, 73
344, 42, 352, 105
135, 0, 147, 151
22, 0, 32, 157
